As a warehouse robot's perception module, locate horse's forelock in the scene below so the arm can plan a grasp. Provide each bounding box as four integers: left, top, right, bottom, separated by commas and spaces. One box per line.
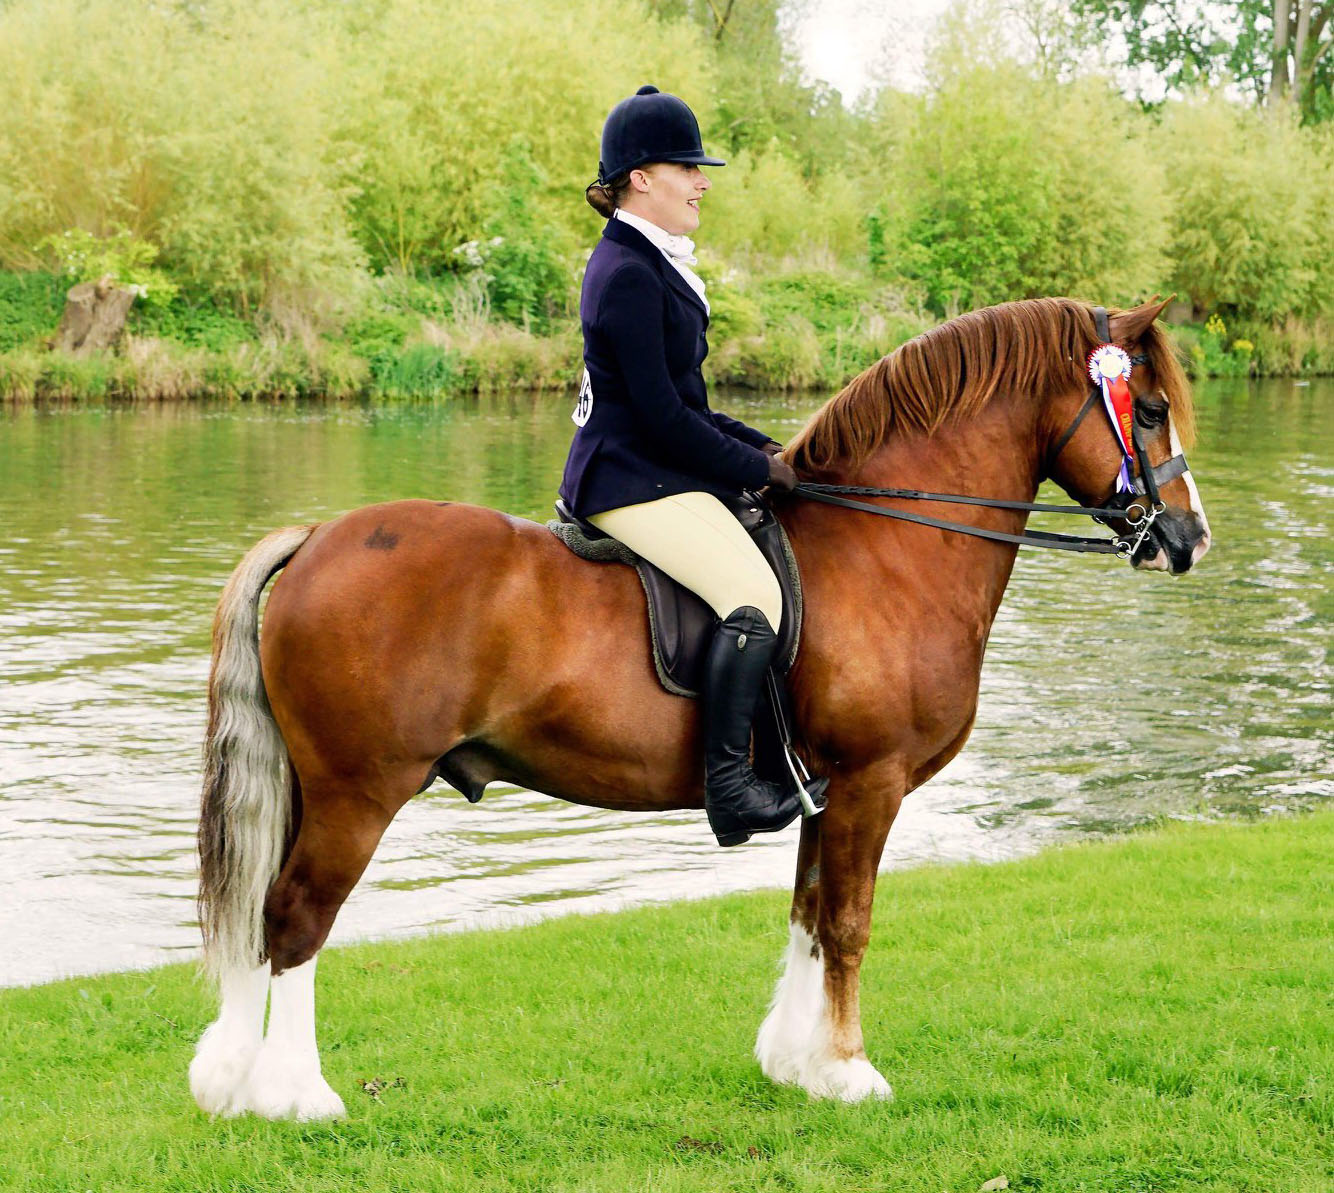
1138, 318, 1195, 448
787, 297, 1100, 475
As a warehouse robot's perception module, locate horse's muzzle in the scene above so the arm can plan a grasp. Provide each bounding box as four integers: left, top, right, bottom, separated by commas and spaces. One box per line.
1133, 509, 1211, 574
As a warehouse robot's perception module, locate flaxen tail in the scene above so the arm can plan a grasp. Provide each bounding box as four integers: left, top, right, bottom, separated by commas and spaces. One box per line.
197, 524, 318, 980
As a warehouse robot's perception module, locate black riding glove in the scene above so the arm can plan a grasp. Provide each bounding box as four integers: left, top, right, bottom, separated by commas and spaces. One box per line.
761, 440, 784, 457
766, 455, 799, 493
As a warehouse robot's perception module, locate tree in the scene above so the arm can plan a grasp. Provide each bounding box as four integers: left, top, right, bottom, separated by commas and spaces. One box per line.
1066, 1, 1334, 121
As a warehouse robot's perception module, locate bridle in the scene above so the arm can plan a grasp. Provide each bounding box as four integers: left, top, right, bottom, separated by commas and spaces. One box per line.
792, 307, 1192, 560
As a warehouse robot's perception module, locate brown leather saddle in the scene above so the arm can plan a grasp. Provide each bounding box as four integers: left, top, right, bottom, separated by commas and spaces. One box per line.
549, 491, 802, 699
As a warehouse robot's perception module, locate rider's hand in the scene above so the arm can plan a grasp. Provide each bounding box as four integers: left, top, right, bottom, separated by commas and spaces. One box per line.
761, 440, 784, 457
766, 455, 799, 493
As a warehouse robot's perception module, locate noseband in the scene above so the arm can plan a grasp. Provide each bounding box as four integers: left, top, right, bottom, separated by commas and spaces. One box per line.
793, 306, 1193, 560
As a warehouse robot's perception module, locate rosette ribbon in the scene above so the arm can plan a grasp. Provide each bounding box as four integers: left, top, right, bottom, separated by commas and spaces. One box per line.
1087, 344, 1135, 493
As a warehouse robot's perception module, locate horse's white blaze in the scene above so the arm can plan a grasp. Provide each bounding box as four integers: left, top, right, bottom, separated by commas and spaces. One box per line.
190, 962, 270, 1116
1170, 420, 1212, 564
755, 922, 893, 1103
242, 956, 345, 1121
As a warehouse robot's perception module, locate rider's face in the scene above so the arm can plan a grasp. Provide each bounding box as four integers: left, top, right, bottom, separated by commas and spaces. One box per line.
627, 163, 710, 236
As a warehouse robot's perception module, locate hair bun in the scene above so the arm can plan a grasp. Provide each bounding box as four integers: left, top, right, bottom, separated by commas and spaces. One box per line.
635, 84, 660, 95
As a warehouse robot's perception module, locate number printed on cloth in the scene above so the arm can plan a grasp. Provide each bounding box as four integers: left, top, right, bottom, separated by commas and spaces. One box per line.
572, 369, 594, 426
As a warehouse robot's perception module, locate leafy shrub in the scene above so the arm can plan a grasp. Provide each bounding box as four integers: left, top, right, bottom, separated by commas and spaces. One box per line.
343, 310, 420, 373
37, 228, 178, 308
447, 140, 574, 331
372, 343, 463, 398
1181, 314, 1254, 377
752, 271, 867, 335
713, 313, 824, 389
702, 274, 764, 342
885, 61, 1166, 315
129, 299, 255, 352
338, 0, 713, 275
0, 0, 365, 315
1161, 95, 1329, 323
0, 271, 64, 350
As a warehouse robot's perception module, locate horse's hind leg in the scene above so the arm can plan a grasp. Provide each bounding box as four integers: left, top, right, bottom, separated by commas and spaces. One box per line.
189, 962, 271, 1116
240, 776, 398, 1121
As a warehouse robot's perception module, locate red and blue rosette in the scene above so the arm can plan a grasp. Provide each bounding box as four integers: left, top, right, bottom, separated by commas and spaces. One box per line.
1087, 344, 1135, 493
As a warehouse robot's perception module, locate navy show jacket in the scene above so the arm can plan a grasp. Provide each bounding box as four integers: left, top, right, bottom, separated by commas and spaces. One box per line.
558, 217, 773, 517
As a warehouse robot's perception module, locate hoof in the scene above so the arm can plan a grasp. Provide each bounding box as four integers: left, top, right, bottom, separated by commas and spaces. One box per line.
190, 1023, 259, 1118
242, 1044, 346, 1121
807, 1056, 894, 1103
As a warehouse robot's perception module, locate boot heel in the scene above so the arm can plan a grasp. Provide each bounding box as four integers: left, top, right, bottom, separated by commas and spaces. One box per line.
715, 829, 752, 847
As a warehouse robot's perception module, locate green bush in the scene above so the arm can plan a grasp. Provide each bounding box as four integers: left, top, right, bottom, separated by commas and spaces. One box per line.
715, 313, 824, 389
37, 350, 117, 399
337, 0, 713, 276
128, 299, 255, 353
371, 343, 463, 398
701, 274, 765, 342
37, 228, 178, 308
752, 271, 867, 335
342, 310, 419, 371
0, 271, 64, 350
1161, 95, 1331, 323
1177, 314, 1254, 378
449, 141, 575, 331
883, 56, 1166, 315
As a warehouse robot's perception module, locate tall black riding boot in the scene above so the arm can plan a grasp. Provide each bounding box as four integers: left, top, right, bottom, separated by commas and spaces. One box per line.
703, 606, 827, 847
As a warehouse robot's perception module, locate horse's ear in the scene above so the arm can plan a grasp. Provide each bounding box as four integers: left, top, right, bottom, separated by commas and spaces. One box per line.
1110, 295, 1175, 344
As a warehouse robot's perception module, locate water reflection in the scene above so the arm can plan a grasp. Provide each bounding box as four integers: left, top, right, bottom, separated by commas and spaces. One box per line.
0, 380, 1329, 986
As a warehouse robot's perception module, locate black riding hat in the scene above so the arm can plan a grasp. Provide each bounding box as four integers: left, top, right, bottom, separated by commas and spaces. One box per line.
597, 85, 725, 184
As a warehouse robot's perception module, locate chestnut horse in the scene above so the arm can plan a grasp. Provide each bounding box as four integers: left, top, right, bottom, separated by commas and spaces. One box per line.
189, 297, 1209, 1120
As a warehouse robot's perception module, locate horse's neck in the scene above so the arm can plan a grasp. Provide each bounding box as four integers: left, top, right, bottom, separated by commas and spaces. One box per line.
836, 398, 1042, 618
856, 399, 1041, 498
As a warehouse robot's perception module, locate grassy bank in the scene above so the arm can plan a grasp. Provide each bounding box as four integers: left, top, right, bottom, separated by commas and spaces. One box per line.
2, 813, 1331, 1192
3, 267, 1331, 403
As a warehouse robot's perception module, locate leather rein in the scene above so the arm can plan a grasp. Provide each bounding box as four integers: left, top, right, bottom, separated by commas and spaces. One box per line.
792, 307, 1192, 560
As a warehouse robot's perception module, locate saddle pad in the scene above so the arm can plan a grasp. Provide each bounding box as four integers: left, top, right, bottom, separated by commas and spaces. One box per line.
547, 496, 802, 699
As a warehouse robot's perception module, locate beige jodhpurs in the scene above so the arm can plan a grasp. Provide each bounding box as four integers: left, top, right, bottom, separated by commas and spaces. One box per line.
588, 490, 783, 629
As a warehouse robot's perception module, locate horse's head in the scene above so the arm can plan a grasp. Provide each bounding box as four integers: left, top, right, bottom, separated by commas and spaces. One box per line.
1044, 299, 1211, 574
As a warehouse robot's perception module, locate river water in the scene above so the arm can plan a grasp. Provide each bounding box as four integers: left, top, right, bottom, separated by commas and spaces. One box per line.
1, 380, 1330, 987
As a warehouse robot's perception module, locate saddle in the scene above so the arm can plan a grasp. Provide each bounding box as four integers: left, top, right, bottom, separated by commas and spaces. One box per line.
548, 491, 802, 699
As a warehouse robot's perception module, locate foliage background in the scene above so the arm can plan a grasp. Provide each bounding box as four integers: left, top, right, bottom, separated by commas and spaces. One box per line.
0, 0, 1331, 395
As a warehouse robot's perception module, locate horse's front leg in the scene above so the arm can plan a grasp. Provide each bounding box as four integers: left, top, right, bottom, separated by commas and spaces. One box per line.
756, 761, 902, 1102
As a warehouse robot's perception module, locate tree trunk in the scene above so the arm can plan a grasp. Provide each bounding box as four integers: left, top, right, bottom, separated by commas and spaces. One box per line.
1271, 0, 1292, 102
1296, 2, 1333, 113
1295, 0, 1312, 75
53, 275, 136, 356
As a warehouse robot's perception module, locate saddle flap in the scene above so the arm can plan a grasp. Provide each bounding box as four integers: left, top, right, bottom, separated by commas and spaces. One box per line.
548, 490, 802, 699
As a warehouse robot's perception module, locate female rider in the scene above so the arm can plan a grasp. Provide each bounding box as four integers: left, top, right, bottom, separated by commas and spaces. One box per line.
559, 85, 826, 847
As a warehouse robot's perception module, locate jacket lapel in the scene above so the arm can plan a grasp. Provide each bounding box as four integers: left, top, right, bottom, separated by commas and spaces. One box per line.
602, 218, 709, 319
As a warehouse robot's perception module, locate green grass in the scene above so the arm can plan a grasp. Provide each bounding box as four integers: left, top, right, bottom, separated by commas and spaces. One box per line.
2, 814, 1332, 1192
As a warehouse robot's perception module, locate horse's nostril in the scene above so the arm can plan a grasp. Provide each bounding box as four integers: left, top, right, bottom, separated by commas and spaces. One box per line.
1191, 533, 1212, 565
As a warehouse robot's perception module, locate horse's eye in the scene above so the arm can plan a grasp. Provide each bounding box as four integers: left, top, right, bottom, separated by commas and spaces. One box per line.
1135, 397, 1169, 428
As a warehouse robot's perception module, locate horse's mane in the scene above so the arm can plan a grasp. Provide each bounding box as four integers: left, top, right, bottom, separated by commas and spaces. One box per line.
786, 297, 1194, 475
